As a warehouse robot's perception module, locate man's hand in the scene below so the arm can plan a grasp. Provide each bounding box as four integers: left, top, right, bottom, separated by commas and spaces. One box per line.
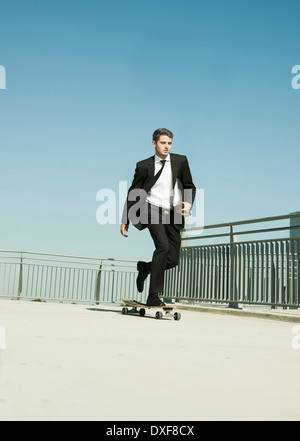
178, 202, 192, 215
120, 224, 129, 237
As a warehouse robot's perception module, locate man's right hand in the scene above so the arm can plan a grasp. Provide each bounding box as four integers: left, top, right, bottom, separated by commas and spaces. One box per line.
120, 224, 129, 237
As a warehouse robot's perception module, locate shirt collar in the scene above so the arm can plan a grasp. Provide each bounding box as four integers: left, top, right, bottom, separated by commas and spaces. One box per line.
155, 153, 170, 162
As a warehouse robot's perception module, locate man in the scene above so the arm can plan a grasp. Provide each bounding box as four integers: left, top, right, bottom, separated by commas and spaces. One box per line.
120, 128, 196, 306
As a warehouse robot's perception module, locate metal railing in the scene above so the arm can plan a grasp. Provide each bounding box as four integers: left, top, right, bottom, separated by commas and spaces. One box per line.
1, 213, 299, 309
164, 213, 300, 308
0, 250, 148, 304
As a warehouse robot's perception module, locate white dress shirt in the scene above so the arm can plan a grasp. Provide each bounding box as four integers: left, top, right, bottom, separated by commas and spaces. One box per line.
147, 154, 180, 209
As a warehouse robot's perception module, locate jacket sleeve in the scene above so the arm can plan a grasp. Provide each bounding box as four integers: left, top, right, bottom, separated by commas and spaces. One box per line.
121, 162, 146, 225
181, 156, 196, 205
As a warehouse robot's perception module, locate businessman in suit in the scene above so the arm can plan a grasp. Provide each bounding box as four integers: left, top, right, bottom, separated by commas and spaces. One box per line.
121, 128, 196, 306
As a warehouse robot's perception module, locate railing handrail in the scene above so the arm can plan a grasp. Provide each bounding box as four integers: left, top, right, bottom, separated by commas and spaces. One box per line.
181, 236, 300, 249
185, 212, 300, 233
187, 225, 300, 242
0, 249, 137, 264
184, 212, 300, 242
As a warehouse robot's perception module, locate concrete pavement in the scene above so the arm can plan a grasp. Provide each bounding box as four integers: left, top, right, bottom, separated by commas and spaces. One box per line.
0, 299, 300, 421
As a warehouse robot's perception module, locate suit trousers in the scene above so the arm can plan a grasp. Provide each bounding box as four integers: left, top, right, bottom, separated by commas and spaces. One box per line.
145, 204, 182, 294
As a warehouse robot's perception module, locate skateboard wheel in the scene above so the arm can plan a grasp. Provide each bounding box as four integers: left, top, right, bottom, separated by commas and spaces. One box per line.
174, 312, 181, 321
122, 307, 129, 315
155, 311, 163, 320
139, 308, 146, 317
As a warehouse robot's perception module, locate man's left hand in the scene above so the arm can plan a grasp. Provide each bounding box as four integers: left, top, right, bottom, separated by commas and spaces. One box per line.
179, 202, 191, 214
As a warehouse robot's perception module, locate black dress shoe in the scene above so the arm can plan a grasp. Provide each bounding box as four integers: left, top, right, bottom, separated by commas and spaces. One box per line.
146, 293, 166, 307
136, 261, 150, 293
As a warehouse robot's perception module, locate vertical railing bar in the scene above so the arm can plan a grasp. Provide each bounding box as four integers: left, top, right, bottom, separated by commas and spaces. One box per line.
31, 265, 36, 299
260, 243, 265, 305
207, 247, 210, 301
88, 269, 93, 302
222, 245, 226, 301
274, 241, 279, 306
66, 267, 70, 301
39, 265, 44, 299
53, 265, 58, 301
297, 240, 300, 306
18, 254, 23, 299
191, 248, 198, 301
204, 247, 209, 300
2, 263, 7, 296
286, 241, 290, 305
236, 244, 241, 303
24, 264, 30, 298
62, 267, 67, 302
270, 242, 275, 308
280, 241, 285, 306
216, 246, 221, 301
181, 249, 186, 299
45, 266, 50, 299
7, 263, 12, 296
264, 242, 269, 305
255, 243, 259, 303
199, 247, 204, 301
75, 268, 80, 301
211, 247, 215, 301
290, 240, 295, 306
80, 269, 84, 302
242, 244, 246, 303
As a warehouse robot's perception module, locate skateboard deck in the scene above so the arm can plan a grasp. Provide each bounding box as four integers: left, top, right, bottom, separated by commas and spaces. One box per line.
122, 298, 181, 320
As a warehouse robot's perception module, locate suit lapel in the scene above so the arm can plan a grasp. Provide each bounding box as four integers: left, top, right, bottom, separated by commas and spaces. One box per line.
147, 155, 155, 177
146, 154, 178, 187
170, 153, 178, 188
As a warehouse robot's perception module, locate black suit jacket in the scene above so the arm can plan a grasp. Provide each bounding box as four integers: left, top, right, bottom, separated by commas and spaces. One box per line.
122, 153, 196, 231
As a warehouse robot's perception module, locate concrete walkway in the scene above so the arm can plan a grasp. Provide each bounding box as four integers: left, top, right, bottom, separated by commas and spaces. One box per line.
0, 300, 300, 421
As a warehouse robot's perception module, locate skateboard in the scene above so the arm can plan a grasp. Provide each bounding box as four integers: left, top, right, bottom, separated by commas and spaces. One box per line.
121, 298, 181, 321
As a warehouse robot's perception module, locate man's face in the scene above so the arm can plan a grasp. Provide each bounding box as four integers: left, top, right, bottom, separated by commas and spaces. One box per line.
152, 135, 173, 159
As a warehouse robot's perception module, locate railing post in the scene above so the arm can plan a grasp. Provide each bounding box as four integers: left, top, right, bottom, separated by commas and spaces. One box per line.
17, 253, 23, 300
270, 242, 276, 309
228, 226, 239, 309
297, 240, 300, 306
110, 258, 115, 303
95, 260, 102, 305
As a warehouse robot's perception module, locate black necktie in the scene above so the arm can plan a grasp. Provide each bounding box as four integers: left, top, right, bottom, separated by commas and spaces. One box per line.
146, 159, 166, 191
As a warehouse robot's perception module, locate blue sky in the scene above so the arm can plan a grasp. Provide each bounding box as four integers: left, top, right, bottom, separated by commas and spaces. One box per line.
0, 0, 299, 261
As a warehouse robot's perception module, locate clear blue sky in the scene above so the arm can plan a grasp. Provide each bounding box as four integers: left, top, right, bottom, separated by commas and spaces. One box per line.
0, 0, 299, 261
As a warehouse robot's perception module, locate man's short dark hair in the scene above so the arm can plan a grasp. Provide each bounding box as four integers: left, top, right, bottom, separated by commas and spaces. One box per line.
152, 128, 174, 142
